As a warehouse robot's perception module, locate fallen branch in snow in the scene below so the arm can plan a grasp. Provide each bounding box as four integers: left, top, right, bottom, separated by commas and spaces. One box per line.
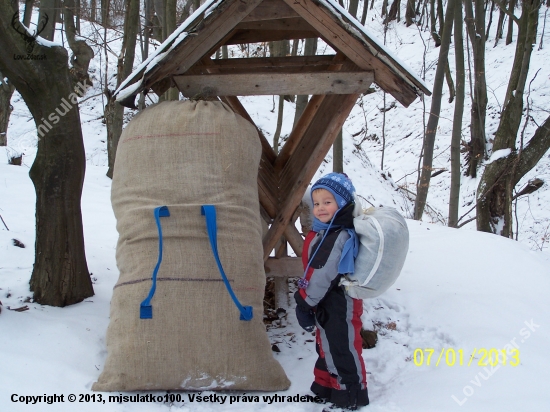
8, 305, 29, 312
0, 214, 9, 231
457, 216, 477, 229
397, 186, 446, 225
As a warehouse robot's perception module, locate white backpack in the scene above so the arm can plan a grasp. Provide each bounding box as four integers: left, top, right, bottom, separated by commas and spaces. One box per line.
340, 206, 409, 299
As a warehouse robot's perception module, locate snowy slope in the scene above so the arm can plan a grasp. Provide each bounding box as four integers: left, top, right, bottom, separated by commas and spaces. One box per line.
1, 2, 550, 412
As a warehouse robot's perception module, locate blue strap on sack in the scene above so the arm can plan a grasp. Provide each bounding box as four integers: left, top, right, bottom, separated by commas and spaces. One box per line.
140, 206, 170, 319
201, 205, 253, 321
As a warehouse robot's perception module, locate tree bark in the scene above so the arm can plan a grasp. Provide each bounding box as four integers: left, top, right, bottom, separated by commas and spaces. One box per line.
385, 0, 400, 23
38, 0, 58, 41
494, 0, 507, 46
293, 38, 317, 128
448, 0, 465, 227
476, 0, 541, 236
269, 40, 289, 154
106, 0, 140, 178
90, 0, 96, 22
23, 0, 34, 27
406, 0, 416, 26
0, 5, 93, 306
0, 72, 15, 146
64, 0, 94, 85
464, 0, 488, 178
333, 129, 343, 173
506, 0, 517, 45
414, 0, 455, 220
430, 0, 441, 46
348, 0, 360, 18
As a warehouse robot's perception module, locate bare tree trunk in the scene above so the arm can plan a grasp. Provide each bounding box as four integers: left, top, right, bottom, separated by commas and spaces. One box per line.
486, 0, 496, 39
385, 0, 400, 23
449, 0, 465, 227
91, 0, 97, 22
0, 5, 93, 306
464, 0, 488, 178
445, 60, 455, 102
414, 0, 456, 220
506, 0, 517, 45
38, 0, 58, 41
430, 0, 441, 46
23, 0, 34, 27
406, 0, 416, 26
165, 0, 179, 101
106, 0, 140, 178
64, 0, 94, 86
293, 38, 317, 128
75, 0, 81, 34
101, 0, 109, 26
361, 0, 369, 24
494, 0, 507, 46
269, 40, 289, 154
273, 96, 284, 155
348, 0, 360, 18
0, 72, 15, 147
382, 0, 389, 17
333, 0, 360, 172
477, 0, 542, 236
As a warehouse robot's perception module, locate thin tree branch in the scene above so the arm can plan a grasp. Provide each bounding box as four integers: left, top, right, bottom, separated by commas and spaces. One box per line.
493, 0, 520, 25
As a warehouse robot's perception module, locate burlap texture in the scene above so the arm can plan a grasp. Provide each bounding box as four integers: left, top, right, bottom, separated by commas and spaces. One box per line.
93, 100, 290, 391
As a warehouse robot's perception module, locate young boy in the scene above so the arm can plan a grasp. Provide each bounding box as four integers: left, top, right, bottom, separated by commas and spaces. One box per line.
295, 173, 368, 410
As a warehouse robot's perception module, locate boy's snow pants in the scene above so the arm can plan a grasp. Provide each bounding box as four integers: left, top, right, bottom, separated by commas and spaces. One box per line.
311, 286, 369, 408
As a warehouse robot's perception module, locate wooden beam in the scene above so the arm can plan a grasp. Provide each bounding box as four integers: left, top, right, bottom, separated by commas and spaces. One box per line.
281, 0, 423, 107
274, 94, 325, 173
225, 29, 318, 44
274, 53, 349, 173
263, 93, 360, 260
242, 0, 300, 21
193, 55, 340, 72
264, 257, 303, 278
174, 71, 373, 97
284, 224, 304, 257
236, 17, 315, 31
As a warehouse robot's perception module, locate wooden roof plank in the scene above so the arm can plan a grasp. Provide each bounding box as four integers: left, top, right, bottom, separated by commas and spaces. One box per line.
225, 29, 318, 44
174, 71, 374, 97
236, 17, 314, 31
280, 0, 424, 106
242, 0, 300, 21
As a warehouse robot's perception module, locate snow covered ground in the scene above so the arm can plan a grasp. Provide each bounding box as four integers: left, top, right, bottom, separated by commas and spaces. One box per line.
1, 3, 550, 412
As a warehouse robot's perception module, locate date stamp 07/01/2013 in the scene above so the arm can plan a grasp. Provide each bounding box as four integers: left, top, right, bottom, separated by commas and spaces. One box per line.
411, 348, 520, 367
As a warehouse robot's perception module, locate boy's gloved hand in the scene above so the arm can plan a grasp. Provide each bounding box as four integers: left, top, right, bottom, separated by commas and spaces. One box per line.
295, 305, 316, 332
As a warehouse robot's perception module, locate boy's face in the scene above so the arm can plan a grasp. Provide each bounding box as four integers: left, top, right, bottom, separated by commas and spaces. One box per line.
312, 189, 339, 223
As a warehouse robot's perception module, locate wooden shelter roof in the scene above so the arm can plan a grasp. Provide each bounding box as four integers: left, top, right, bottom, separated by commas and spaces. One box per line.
113, 0, 430, 274
114, 0, 430, 107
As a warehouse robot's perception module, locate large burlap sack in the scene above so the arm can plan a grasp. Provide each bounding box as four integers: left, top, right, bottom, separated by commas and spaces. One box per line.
93, 100, 290, 392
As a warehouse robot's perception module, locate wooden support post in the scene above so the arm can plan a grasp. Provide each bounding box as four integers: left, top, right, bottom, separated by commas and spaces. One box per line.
262, 93, 360, 260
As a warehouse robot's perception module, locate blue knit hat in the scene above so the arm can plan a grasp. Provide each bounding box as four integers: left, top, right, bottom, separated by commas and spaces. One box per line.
311, 173, 355, 208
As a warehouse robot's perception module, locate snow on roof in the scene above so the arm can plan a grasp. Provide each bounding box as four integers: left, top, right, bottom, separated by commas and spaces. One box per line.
115, 0, 428, 102
114, 0, 220, 99
319, 0, 429, 91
